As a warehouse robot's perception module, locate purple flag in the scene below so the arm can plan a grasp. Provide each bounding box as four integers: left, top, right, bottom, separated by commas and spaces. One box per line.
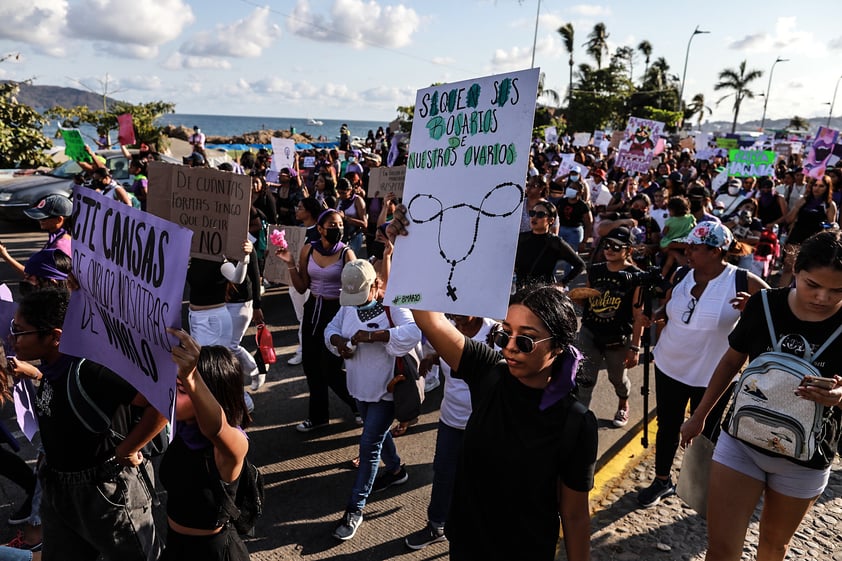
62, 187, 193, 422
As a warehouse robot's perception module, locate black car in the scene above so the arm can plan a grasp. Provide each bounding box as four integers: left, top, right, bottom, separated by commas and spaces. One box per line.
0, 150, 179, 222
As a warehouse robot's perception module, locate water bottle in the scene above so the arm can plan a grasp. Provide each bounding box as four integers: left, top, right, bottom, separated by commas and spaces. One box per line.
256, 324, 277, 365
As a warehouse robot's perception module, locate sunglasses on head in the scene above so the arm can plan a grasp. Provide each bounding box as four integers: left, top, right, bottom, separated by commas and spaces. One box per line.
604, 241, 629, 252
492, 330, 553, 353
528, 210, 550, 218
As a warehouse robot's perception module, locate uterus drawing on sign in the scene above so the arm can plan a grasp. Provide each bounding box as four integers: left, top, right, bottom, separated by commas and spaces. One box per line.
407, 182, 523, 301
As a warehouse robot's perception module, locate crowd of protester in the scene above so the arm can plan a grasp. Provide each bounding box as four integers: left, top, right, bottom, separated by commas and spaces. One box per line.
0, 123, 840, 561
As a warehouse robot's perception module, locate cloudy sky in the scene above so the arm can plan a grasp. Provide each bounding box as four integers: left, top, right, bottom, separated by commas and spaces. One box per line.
1, 0, 839, 126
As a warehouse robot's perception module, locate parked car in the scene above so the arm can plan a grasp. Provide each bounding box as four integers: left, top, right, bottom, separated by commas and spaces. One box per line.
0, 150, 179, 222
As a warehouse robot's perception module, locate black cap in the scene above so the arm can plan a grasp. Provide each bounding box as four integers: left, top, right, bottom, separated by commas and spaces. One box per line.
604, 226, 631, 246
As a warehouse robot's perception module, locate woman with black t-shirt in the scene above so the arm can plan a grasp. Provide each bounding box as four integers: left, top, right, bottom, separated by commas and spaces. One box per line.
407, 285, 597, 561
681, 230, 842, 561
553, 181, 593, 253
514, 200, 585, 289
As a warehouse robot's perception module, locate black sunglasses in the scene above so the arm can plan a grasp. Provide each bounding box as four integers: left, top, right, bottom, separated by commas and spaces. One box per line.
528, 210, 550, 218
604, 241, 628, 252
492, 330, 553, 353
681, 297, 697, 324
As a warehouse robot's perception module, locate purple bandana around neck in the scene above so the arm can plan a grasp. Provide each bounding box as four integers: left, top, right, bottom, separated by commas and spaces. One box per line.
539, 345, 582, 411
310, 239, 346, 257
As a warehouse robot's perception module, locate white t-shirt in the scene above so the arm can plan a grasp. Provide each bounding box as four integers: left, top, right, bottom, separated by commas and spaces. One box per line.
438, 318, 498, 429
652, 207, 670, 231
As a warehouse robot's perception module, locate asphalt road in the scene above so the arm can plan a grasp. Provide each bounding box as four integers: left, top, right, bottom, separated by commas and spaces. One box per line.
0, 220, 658, 559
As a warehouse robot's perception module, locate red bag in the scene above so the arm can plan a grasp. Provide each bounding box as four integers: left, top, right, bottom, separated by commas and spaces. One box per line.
255, 324, 276, 364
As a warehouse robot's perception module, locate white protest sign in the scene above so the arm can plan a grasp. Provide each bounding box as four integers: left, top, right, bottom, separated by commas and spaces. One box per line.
598, 139, 610, 154
262, 225, 309, 284
711, 171, 728, 192
303, 156, 316, 168
270, 138, 296, 172
385, 68, 539, 319
593, 130, 605, 143
695, 132, 711, 152
573, 132, 591, 147
544, 126, 558, 145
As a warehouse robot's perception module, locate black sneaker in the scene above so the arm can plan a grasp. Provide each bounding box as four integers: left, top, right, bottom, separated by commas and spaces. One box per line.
405, 522, 446, 550
372, 465, 408, 493
7, 498, 32, 526
637, 477, 676, 508
333, 510, 363, 541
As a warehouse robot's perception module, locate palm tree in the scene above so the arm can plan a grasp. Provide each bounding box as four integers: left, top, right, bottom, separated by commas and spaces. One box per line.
714, 60, 764, 133
583, 22, 609, 69
637, 40, 652, 78
647, 57, 671, 91
613, 46, 635, 82
558, 23, 574, 105
537, 72, 560, 107
685, 93, 712, 130
788, 116, 810, 131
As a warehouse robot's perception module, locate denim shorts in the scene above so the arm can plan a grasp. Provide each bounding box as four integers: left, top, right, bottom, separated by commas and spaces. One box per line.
713, 431, 830, 499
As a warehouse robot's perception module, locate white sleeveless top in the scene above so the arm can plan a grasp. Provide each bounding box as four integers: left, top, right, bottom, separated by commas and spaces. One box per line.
653, 264, 741, 387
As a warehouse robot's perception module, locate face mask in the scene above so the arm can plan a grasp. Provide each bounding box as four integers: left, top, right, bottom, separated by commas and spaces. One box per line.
565, 188, 578, 199
690, 200, 703, 213
357, 298, 378, 310
324, 227, 343, 245
629, 208, 645, 220
728, 186, 740, 195
368, 240, 385, 260
569, 174, 580, 182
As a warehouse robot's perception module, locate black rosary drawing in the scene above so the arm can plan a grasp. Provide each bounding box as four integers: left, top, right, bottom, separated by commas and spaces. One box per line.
407, 181, 523, 301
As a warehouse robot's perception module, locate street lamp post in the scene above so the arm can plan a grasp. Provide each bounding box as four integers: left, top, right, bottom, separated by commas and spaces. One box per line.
678, 25, 710, 111
760, 57, 789, 131
530, 0, 542, 68
828, 74, 842, 127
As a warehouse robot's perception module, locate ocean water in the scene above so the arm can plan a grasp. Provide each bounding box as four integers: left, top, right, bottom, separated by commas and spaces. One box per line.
43, 114, 394, 147
158, 114, 392, 141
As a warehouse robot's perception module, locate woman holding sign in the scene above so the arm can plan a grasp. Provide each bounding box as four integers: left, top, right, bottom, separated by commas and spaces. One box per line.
277, 209, 360, 432
387, 210, 596, 561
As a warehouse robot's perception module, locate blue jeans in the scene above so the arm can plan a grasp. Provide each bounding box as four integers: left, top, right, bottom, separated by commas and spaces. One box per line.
348, 399, 400, 513
428, 421, 464, 526
557, 225, 584, 279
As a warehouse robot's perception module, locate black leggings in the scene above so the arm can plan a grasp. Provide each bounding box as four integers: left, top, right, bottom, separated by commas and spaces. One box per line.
162, 524, 249, 561
654, 366, 732, 477
301, 296, 356, 424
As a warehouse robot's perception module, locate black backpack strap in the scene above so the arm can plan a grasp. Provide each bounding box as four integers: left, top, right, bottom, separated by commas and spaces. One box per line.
671, 265, 690, 287
66, 358, 112, 434
203, 449, 241, 522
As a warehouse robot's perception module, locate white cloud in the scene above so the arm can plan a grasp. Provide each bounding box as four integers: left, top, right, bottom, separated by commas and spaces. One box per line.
287, 0, 421, 49
0, 0, 68, 56
96, 42, 159, 59
432, 56, 455, 66
162, 53, 232, 70
180, 6, 280, 58
830, 36, 842, 50
120, 75, 163, 91
567, 4, 612, 17
728, 17, 822, 56
66, 0, 194, 58
491, 35, 557, 71
229, 77, 361, 105
361, 86, 414, 103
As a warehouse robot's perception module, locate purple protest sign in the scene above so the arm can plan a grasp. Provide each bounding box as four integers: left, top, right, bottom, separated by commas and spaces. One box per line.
62, 187, 193, 422
804, 126, 840, 179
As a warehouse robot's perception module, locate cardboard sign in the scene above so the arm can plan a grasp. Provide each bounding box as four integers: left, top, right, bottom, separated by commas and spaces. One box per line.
147, 162, 250, 261
615, 117, 665, 173
368, 165, 407, 200
610, 130, 625, 149
572, 132, 591, 147
62, 187, 193, 421
60, 128, 92, 163
727, 150, 776, 177
262, 225, 309, 284
117, 113, 136, 146
385, 68, 539, 319
679, 137, 695, 150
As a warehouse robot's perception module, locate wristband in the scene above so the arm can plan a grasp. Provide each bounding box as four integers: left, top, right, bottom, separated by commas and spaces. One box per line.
629, 345, 640, 352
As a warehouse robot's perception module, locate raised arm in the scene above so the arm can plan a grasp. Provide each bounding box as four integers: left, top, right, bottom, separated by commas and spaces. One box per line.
410, 310, 465, 375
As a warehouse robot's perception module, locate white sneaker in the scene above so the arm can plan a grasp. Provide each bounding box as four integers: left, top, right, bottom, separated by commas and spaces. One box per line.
287, 353, 303, 365
250, 374, 266, 391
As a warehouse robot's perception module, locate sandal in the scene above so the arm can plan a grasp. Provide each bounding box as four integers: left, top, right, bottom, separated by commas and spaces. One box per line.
350, 456, 360, 469
390, 417, 418, 437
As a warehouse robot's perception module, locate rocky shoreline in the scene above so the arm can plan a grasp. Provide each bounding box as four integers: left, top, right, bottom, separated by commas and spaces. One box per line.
161, 124, 317, 145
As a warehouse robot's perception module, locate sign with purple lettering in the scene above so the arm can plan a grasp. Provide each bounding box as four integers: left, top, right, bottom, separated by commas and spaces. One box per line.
62, 188, 193, 421
384, 68, 539, 319
615, 117, 665, 173
147, 162, 250, 261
